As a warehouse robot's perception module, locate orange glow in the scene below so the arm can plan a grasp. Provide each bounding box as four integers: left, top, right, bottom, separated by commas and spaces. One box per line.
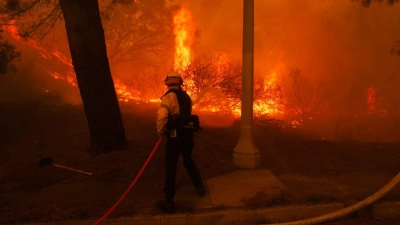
254, 71, 284, 116
366, 86, 387, 116
265, 71, 277, 90
214, 51, 229, 75
2, 8, 285, 118
2, 21, 20, 40
114, 79, 142, 102
173, 5, 195, 72
5, 6, 392, 122
367, 86, 376, 112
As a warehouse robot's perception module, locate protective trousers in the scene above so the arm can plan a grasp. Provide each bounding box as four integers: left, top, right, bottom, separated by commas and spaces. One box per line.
164, 132, 203, 201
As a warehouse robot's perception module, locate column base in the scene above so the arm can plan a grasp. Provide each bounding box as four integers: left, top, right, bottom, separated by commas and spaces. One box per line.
232, 151, 260, 169
233, 126, 260, 169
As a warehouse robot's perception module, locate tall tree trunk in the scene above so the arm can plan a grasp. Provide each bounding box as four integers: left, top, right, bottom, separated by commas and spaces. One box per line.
59, 0, 127, 155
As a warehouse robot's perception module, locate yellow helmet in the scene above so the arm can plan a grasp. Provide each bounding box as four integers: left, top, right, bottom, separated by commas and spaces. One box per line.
164, 71, 183, 86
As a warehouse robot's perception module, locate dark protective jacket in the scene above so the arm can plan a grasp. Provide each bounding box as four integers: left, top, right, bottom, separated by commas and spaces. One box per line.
156, 86, 191, 135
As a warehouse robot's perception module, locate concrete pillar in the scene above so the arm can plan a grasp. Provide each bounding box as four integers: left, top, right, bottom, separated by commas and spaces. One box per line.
233, 0, 260, 169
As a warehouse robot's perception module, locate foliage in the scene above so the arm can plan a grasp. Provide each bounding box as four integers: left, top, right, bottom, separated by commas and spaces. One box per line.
279, 69, 327, 121
101, 0, 176, 74
116, 66, 167, 101
0, 0, 62, 40
253, 75, 283, 116
181, 54, 242, 107
0, 33, 20, 75
180, 54, 287, 115
0, 0, 176, 72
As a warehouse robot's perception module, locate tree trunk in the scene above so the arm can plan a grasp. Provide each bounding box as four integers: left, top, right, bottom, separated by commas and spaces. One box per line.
59, 0, 127, 155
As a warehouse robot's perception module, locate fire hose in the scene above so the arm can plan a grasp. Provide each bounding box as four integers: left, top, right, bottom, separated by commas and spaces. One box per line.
93, 136, 163, 225
263, 172, 400, 225
92, 135, 399, 224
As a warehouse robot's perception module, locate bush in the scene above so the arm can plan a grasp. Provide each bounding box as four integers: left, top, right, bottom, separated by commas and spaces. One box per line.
0, 33, 21, 75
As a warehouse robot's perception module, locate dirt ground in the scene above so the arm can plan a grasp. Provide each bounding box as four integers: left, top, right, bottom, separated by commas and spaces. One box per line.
1, 99, 400, 225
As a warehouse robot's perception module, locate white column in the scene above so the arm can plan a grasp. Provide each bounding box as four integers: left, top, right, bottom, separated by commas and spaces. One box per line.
232, 0, 260, 169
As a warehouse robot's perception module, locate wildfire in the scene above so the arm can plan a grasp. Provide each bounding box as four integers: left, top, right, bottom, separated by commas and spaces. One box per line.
2, 6, 285, 119
254, 71, 284, 116
367, 86, 376, 112
173, 5, 195, 72
214, 51, 229, 75
48, 71, 77, 86
265, 71, 277, 91
1, 21, 143, 102
366, 86, 387, 116
1, 20, 19, 40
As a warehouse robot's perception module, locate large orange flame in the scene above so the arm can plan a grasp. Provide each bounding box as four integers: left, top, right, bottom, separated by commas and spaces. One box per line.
254, 71, 283, 116
173, 5, 195, 72
2, 8, 285, 118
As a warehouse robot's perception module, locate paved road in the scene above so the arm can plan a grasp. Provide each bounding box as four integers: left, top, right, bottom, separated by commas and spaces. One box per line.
320, 217, 399, 225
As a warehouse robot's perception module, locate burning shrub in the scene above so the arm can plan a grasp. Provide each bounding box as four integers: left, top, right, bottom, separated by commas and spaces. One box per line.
102, 0, 175, 75
115, 67, 167, 101
280, 69, 327, 121
179, 54, 287, 118
181, 54, 242, 107
253, 73, 284, 117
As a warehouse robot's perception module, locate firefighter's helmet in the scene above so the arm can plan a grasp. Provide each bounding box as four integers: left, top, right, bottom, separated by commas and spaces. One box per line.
164, 71, 183, 86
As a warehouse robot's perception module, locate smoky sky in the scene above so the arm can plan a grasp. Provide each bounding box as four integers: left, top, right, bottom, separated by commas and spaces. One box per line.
6, 0, 400, 108
172, 0, 400, 140
177, 0, 400, 84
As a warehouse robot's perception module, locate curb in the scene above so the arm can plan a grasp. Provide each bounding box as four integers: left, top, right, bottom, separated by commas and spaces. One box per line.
25, 202, 400, 225
373, 201, 400, 219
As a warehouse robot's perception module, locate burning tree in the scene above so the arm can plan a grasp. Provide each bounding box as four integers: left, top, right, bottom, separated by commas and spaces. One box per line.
0, 32, 20, 75
181, 54, 242, 108
102, 0, 176, 76
0, 0, 127, 155
280, 69, 327, 122
253, 72, 284, 117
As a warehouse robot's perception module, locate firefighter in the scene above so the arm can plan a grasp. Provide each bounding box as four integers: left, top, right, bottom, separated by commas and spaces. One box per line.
156, 71, 206, 214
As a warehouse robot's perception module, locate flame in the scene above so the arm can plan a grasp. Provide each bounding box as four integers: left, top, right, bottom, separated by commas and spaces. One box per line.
254, 71, 283, 116
48, 71, 77, 86
265, 71, 277, 90
366, 86, 387, 116
367, 86, 376, 112
1, 21, 20, 40
2, 21, 143, 102
2, 9, 285, 118
214, 51, 229, 75
173, 5, 195, 72
6, 6, 391, 123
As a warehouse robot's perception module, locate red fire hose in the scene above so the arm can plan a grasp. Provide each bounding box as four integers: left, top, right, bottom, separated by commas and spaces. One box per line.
94, 136, 164, 225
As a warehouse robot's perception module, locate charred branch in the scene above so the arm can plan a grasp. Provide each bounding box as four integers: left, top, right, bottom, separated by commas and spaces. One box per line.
0, 0, 62, 42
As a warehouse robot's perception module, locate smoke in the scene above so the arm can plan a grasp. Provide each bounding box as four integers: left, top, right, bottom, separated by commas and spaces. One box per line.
176, 0, 400, 140
192, 87, 236, 127
3, 0, 400, 138
182, 0, 400, 80
0, 30, 81, 105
